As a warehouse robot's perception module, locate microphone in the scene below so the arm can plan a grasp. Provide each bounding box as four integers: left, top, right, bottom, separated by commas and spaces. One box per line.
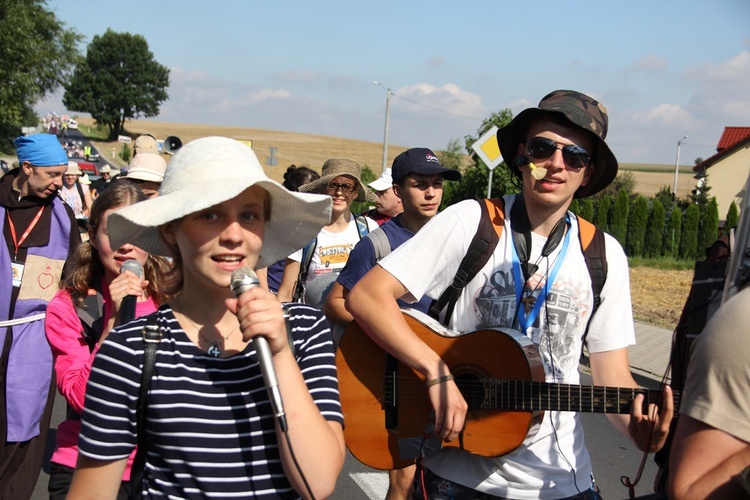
230, 268, 288, 431
118, 259, 143, 325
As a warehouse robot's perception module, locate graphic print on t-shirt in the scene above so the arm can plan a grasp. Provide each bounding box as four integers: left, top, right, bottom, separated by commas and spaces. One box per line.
473, 267, 590, 380
313, 243, 355, 275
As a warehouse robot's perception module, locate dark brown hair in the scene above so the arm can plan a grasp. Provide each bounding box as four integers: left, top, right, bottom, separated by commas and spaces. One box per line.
61, 181, 172, 305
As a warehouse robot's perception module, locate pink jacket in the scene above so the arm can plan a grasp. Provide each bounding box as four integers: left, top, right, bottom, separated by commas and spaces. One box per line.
45, 283, 158, 478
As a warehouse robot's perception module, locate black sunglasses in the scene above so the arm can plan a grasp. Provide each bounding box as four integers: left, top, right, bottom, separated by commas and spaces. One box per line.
526, 136, 591, 171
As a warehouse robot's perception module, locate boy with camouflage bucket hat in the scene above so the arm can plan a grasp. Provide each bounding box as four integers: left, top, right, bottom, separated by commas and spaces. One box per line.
347, 90, 674, 498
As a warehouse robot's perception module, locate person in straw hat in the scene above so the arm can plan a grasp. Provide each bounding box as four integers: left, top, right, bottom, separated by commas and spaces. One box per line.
68, 137, 345, 499
347, 90, 674, 499
276, 158, 378, 305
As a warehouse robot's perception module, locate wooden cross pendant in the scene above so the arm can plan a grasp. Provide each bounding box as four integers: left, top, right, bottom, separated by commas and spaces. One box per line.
521, 295, 536, 314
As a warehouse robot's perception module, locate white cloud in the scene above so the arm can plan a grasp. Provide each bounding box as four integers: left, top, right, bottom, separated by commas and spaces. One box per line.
632, 103, 694, 127
393, 82, 485, 119
684, 51, 750, 122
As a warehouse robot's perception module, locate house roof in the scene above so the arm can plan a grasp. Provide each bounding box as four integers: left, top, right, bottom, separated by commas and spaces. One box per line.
717, 127, 750, 153
694, 131, 750, 174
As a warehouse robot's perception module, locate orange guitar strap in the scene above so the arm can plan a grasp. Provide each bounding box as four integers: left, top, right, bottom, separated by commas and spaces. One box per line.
430, 198, 607, 329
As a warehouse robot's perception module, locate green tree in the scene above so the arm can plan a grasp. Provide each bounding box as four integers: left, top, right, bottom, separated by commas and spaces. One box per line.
351, 164, 376, 214
0, 0, 82, 149
596, 171, 637, 199
644, 199, 665, 258
441, 109, 518, 207
724, 201, 739, 233
579, 198, 595, 222
654, 186, 675, 214
610, 188, 629, 248
679, 204, 700, 260
626, 195, 648, 257
63, 29, 169, 140
697, 197, 719, 259
594, 195, 611, 230
568, 199, 580, 215
664, 207, 682, 258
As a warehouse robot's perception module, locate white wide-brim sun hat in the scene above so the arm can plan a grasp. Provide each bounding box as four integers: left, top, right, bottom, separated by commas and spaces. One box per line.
107, 136, 332, 269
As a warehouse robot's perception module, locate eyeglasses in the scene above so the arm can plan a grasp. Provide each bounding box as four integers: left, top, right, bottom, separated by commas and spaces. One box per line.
325, 181, 357, 194
526, 136, 591, 171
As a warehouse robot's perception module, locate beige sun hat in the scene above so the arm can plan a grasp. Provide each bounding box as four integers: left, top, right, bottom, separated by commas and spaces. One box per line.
298, 158, 377, 202
134, 134, 159, 155
107, 137, 332, 269
126, 153, 168, 183
66, 161, 83, 176
80, 173, 91, 185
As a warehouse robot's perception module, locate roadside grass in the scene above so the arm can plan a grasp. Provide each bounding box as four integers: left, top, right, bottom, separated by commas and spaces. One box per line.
628, 256, 695, 271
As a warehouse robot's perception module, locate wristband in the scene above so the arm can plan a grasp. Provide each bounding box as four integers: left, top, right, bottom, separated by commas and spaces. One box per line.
425, 374, 454, 388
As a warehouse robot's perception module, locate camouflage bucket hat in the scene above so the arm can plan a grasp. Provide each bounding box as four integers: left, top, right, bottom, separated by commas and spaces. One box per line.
496, 89, 618, 198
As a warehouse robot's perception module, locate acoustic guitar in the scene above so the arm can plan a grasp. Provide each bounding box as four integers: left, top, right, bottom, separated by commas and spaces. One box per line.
336, 309, 677, 470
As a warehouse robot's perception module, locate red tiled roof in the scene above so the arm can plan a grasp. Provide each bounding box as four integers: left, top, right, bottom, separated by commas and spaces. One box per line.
716, 127, 750, 152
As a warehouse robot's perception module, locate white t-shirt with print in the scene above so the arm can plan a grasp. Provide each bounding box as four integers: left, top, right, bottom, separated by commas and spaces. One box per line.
289, 215, 378, 286
379, 195, 635, 499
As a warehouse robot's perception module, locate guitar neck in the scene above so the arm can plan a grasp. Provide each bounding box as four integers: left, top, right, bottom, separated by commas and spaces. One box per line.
486, 380, 678, 414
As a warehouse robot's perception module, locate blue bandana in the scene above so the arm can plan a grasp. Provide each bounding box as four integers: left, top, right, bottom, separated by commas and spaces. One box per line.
14, 134, 68, 167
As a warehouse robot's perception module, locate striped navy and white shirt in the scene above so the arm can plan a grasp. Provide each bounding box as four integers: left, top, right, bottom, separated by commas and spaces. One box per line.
78, 303, 343, 499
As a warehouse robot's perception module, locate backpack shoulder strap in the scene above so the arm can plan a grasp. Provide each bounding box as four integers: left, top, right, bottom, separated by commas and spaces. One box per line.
131, 312, 162, 493
294, 238, 317, 302
365, 227, 391, 262
75, 182, 87, 211
429, 198, 505, 324
354, 213, 370, 239
74, 289, 105, 351
577, 215, 607, 314
577, 215, 608, 345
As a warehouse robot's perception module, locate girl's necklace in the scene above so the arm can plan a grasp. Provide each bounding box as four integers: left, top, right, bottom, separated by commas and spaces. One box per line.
180, 312, 240, 358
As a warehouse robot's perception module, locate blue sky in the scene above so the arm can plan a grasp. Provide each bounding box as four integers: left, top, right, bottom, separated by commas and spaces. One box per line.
39, 0, 750, 165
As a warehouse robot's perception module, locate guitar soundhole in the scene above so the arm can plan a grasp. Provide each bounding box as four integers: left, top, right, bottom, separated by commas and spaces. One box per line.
455, 373, 485, 412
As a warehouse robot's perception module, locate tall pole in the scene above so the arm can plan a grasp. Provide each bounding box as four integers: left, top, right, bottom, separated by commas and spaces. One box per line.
673, 135, 687, 195
373, 81, 391, 173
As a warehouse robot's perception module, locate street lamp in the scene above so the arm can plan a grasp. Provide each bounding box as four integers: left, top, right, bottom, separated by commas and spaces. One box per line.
673, 135, 688, 195
373, 81, 391, 173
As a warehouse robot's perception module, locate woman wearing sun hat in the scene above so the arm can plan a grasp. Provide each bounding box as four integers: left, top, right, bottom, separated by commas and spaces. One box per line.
67, 137, 345, 499
276, 158, 378, 305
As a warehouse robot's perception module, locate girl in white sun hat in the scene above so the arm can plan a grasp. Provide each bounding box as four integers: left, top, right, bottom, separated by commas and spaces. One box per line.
68, 137, 344, 499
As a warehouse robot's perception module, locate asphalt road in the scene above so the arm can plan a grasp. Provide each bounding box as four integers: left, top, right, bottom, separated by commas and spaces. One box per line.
32, 371, 663, 500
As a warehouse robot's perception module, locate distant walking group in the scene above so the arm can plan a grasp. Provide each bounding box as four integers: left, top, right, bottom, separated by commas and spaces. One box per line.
0, 88, 745, 500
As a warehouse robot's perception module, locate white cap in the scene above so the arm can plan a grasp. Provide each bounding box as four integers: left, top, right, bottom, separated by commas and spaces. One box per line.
368, 167, 393, 191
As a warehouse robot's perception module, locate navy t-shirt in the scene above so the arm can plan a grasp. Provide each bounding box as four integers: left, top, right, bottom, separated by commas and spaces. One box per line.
337, 216, 433, 313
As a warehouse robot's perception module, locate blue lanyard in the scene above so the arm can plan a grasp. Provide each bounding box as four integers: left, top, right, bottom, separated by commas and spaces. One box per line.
510, 219, 571, 332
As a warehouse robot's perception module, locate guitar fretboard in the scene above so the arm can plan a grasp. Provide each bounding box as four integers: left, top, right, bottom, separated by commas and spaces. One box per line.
478, 380, 678, 414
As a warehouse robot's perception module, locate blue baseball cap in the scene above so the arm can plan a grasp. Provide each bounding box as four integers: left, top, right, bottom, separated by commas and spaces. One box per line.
14, 134, 68, 167
391, 148, 461, 184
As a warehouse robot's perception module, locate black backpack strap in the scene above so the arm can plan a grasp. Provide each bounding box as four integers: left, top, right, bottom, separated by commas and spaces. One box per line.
577, 216, 608, 346
293, 238, 316, 302
75, 290, 106, 351
429, 198, 505, 325
130, 313, 162, 497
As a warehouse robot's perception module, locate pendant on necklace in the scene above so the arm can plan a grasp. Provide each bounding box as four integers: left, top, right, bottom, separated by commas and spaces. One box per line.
207, 342, 222, 357
521, 295, 536, 314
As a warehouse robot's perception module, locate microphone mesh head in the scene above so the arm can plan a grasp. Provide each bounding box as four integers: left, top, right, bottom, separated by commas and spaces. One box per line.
230, 268, 259, 296
119, 259, 143, 279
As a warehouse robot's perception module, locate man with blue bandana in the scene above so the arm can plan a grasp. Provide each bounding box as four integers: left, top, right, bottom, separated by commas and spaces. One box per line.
0, 134, 81, 497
